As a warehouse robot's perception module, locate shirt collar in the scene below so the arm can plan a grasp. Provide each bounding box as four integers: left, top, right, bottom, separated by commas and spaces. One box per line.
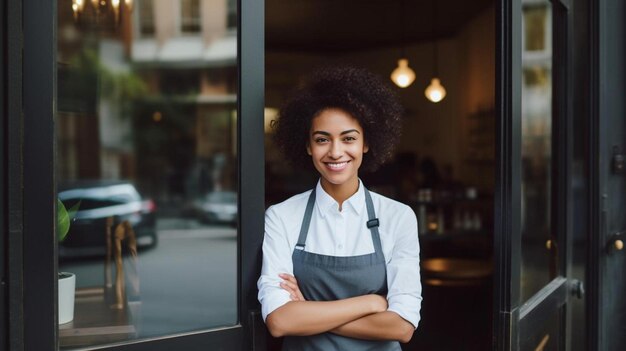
315, 179, 365, 218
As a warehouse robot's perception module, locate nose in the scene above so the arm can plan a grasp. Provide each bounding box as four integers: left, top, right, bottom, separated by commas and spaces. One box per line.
328, 141, 343, 159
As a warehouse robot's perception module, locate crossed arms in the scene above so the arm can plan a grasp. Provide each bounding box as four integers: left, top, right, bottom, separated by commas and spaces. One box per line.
265, 274, 415, 343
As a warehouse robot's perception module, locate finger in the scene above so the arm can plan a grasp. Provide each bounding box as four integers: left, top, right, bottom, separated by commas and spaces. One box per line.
279, 281, 293, 291
296, 289, 305, 301
281, 280, 305, 301
279, 274, 298, 284
280, 284, 301, 301
281, 280, 300, 291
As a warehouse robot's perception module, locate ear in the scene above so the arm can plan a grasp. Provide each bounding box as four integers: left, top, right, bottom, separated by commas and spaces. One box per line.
363, 143, 369, 154
306, 143, 312, 155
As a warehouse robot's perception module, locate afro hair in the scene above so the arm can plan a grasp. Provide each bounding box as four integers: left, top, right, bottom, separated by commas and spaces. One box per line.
273, 66, 404, 173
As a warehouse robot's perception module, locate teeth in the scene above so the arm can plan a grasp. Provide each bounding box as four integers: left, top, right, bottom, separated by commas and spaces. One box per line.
327, 162, 347, 169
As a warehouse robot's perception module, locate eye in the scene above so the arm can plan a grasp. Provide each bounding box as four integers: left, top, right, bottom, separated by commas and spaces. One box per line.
343, 136, 357, 142
314, 137, 329, 143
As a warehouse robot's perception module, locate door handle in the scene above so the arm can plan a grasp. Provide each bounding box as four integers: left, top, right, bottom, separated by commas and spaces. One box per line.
569, 279, 585, 299
606, 231, 625, 254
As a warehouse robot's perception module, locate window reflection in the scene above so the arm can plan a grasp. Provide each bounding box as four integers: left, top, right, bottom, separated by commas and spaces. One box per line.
523, 5, 549, 52
57, 0, 238, 348
181, 0, 201, 33
520, 0, 554, 302
137, 0, 155, 37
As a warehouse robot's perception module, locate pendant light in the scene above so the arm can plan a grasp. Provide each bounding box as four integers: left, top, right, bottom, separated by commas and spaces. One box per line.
425, 78, 446, 103
424, 0, 446, 103
390, 0, 416, 88
391, 59, 416, 88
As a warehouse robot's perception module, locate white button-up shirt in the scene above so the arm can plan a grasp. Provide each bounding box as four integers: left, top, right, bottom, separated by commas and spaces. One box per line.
257, 180, 422, 328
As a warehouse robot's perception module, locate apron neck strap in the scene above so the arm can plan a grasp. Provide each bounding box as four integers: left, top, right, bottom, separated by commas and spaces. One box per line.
363, 188, 383, 255
295, 186, 383, 255
295, 188, 316, 250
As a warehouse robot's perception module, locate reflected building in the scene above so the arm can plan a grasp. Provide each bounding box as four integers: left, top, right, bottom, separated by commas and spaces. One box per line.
57, 0, 238, 209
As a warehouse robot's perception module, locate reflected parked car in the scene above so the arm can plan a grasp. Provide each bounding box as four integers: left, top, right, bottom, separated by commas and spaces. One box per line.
194, 190, 237, 225
58, 180, 158, 258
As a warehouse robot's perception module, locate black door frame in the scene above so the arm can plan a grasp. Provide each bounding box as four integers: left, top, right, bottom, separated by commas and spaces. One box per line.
493, 0, 522, 347
4, 0, 265, 350
590, 0, 626, 350
1, 0, 7, 348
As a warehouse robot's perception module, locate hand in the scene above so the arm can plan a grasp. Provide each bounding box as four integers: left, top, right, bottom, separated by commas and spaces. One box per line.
279, 273, 307, 302
368, 294, 388, 314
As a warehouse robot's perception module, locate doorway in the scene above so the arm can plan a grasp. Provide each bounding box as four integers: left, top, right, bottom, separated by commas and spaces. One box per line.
265, 0, 495, 349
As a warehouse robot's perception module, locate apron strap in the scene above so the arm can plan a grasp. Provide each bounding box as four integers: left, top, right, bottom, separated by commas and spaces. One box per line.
295, 188, 316, 250
295, 186, 384, 255
363, 188, 384, 255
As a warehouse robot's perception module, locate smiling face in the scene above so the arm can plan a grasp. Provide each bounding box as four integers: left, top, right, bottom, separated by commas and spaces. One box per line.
307, 108, 368, 194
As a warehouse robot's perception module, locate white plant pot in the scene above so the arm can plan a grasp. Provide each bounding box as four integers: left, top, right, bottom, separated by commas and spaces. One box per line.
58, 272, 76, 324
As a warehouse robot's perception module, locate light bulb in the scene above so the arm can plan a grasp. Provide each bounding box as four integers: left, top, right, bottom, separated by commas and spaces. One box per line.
390, 59, 416, 88
72, 0, 84, 20
425, 78, 446, 103
112, 0, 120, 21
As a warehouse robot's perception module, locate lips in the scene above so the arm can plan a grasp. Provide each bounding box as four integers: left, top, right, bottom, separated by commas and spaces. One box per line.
324, 161, 350, 171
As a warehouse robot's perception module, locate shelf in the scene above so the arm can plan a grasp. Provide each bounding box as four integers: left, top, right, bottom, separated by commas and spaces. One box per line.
59, 287, 137, 348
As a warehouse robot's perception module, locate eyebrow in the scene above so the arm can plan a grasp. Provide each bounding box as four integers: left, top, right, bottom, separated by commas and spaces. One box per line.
311, 129, 361, 136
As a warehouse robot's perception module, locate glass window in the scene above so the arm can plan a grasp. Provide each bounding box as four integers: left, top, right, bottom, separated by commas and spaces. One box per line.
227, 0, 237, 29
520, 0, 555, 302
523, 5, 548, 52
138, 0, 155, 37
57, 0, 238, 348
181, 0, 201, 33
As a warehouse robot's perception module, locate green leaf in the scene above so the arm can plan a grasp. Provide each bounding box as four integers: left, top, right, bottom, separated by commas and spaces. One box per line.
57, 199, 70, 242
57, 199, 81, 242
68, 201, 81, 220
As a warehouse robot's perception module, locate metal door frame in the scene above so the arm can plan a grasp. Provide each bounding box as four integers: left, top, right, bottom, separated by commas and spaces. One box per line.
590, 0, 626, 350
4, 0, 266, 350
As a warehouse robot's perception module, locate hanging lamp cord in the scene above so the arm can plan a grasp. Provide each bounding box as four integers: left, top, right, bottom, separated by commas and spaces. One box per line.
400, 0, 407, 58
432, 0, 439, 76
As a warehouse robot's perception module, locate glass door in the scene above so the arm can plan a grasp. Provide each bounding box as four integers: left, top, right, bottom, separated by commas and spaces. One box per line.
10, 0, 263, 350
494, 0, 581, 349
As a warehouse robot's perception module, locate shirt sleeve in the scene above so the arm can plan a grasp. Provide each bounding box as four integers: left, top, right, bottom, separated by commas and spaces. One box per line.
386, 206, 422, 329
257, 205, 294, 322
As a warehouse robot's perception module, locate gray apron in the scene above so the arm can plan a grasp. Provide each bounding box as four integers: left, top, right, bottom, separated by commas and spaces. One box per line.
282, 188, 401, 351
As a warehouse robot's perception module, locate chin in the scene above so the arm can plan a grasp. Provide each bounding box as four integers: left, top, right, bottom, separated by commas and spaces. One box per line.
320, 172, 357, 186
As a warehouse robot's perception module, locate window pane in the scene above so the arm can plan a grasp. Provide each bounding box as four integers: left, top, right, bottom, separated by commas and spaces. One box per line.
520, 0, 555, 302
524, 5, 548, 52
181, 0, 201, 33
138, 0, 155, 36
57, 0, 238, 348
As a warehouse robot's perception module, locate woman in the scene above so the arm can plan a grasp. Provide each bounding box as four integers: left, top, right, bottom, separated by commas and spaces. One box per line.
258, 66, 421, 350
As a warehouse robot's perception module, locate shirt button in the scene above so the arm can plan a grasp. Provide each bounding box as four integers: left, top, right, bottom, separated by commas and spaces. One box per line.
338, 244, 343, 250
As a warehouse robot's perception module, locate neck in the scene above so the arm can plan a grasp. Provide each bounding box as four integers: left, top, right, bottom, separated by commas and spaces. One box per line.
320, 177, 360, 211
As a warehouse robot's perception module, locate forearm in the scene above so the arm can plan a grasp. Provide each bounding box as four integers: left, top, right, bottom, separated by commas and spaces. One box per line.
330, 311, 415, 343
266, 294, 384, 337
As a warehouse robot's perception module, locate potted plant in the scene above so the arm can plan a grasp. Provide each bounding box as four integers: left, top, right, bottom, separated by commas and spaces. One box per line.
58, 199, 79, 324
